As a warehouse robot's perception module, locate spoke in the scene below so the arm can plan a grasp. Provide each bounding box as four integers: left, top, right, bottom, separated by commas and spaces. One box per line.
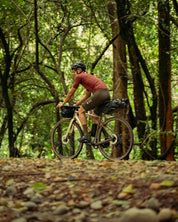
98, 117, 133, 160
51, 119, 83, 159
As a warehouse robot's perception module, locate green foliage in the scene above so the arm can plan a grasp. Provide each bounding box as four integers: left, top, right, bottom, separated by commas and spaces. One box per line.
0, 0, 177, 160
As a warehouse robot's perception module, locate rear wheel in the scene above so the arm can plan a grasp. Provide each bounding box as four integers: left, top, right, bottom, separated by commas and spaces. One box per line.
51, 119, 83, 159
98, 117, 134, 160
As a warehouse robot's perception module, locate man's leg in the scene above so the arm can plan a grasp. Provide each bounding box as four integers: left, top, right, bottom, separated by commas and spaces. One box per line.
78, 106, 92, 144
79, 89, 109, 140
78, 106, 88, 135
92, 109, 108, 140
90, 111, 99, 124
78, 107, 94, 158
90, 112, 99, 137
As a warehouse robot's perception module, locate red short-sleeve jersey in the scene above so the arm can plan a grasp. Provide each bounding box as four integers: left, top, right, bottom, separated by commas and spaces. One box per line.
72, 73, 108, 93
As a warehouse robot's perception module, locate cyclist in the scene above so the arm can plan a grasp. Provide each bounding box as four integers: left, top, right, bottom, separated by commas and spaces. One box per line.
57, 62, 110, 142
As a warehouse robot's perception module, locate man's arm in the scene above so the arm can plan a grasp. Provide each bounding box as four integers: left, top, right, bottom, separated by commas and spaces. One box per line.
57, 87, 77, 108
75, 89, 91, 106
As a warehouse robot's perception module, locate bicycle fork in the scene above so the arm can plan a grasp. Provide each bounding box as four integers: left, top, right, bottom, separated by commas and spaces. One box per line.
63, 113, 83, 143
62, 118, 76, 144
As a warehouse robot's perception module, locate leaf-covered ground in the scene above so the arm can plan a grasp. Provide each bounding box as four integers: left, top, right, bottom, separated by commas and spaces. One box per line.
0, 158, 177, 222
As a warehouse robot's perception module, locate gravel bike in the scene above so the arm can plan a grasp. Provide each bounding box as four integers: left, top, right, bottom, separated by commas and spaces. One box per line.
51, 100, 134, 160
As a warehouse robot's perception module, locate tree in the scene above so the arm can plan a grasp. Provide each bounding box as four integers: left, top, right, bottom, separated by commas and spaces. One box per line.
107, 0, 136, 158
0, 28, 15, 156
115, 0, 147, 141
0, 0, 114, 158
107, 0, 127, 100
0, 0, 177, 160
158, 0, 174, 160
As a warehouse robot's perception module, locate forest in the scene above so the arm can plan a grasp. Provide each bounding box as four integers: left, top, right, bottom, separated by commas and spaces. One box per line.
0, 0, 177, 160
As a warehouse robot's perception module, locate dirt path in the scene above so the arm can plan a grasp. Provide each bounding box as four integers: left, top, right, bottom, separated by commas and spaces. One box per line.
0, 158, 177, 222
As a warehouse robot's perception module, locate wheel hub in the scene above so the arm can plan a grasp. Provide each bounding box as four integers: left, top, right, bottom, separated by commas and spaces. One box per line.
62, 135, 69, 144
111, 134, 118, 145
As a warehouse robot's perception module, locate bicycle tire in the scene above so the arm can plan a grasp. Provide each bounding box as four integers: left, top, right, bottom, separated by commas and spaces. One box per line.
97, 117, 134, 160
51, 119, 83, 159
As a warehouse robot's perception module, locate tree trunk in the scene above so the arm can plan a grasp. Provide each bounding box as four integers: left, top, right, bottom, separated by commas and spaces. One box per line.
115, 0, 147, 140
34, 0, 39, 66
0, 115, 7, 148
107, 0, 127, 100
158, 0, 174, 160
107, 0, 129, 158
0, 28, 15, 157
135, 46, 158, 157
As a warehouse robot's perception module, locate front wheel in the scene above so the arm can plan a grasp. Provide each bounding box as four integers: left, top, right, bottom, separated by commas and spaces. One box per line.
98, 117, 134, 160
51, 119, 83, 159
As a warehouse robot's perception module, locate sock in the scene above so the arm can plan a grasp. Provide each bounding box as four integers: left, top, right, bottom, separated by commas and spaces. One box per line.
90, 123, 97, 137
83, 124, 89, 136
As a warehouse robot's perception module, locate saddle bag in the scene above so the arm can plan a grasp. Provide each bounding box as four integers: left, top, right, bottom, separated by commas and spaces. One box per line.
102, 98, 129, 114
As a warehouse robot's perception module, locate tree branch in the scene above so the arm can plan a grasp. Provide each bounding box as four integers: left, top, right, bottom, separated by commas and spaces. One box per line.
14, 100, 55, 141
10, 0, 32, 24
172, 0, 178, 16
169, 15, 178, 27
91, 33, 120, 72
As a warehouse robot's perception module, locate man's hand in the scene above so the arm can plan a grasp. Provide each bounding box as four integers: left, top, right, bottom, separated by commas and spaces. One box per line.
56, 103, 64, 109
56, 87, 77, 109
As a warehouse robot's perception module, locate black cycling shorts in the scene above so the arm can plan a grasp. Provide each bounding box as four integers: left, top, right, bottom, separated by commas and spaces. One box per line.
82, 89, 110, 115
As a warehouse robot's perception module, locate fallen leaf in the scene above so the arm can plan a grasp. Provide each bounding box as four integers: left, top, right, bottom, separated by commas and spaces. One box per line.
122, 184, 135, 194
149, 183, 161, 190
160, 180, 174, 187
33, 182, 47, 190
6, 178, 14, 185
111, 200, 130, 207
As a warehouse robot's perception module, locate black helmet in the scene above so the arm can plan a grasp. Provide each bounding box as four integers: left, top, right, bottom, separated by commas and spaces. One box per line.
71, 62, 86, 71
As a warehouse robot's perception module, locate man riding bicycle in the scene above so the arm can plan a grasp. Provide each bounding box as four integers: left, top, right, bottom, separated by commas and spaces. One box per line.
57, 62, 110, 142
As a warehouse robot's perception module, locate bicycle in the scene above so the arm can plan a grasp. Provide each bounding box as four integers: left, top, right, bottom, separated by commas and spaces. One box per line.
51, 100, 134, 160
